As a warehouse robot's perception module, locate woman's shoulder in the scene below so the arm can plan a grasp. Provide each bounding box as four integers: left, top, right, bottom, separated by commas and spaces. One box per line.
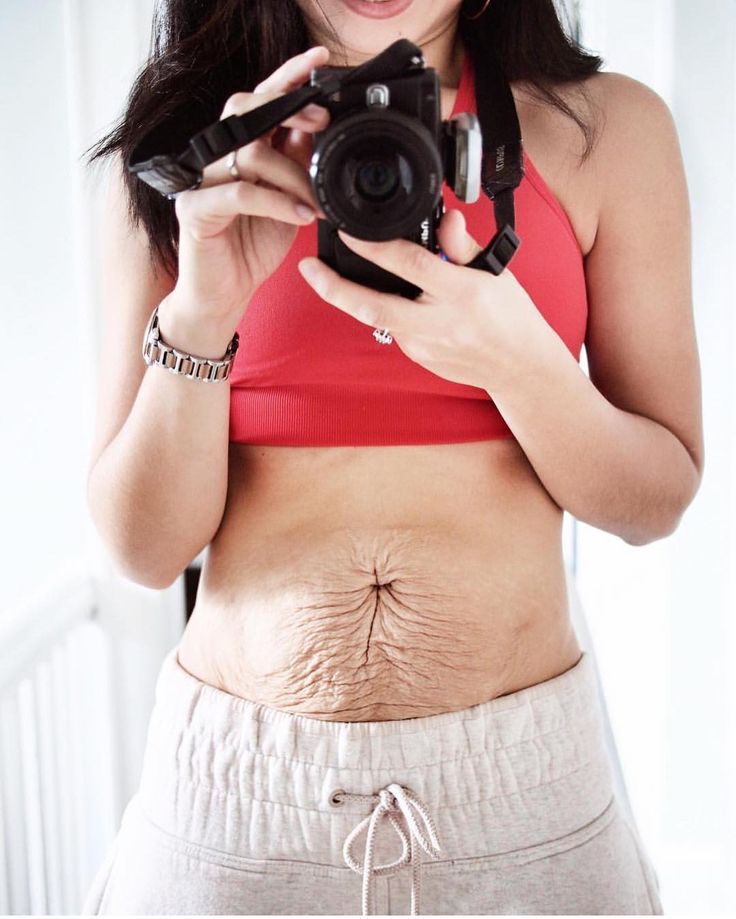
559, 69, 675, 151
584, 69, 672, 108
515, 68, 675, 184
516, 68, 671, 136
508, 69, 677, 257
568, 70, 681, 204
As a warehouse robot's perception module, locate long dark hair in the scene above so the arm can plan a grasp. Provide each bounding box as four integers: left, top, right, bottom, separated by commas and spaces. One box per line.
82, 0, 605, 280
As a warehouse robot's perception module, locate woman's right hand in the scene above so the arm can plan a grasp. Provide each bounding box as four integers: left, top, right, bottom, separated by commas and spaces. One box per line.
169, 45, 332, 327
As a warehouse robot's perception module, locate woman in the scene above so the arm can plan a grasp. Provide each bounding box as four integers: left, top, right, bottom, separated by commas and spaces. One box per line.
81, 0, 702, 914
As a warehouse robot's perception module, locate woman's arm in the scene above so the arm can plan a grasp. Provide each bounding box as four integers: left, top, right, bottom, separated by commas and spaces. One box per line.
485, 73, 704, 545
485, 320, 701, 545
295, 72, 703, 547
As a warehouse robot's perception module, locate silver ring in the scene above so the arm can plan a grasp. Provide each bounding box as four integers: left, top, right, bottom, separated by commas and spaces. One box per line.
226, 150, 241, 180
373, 328, 393, 345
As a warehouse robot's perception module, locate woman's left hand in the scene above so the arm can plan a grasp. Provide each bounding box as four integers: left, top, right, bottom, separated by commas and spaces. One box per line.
297, 207, 547, 391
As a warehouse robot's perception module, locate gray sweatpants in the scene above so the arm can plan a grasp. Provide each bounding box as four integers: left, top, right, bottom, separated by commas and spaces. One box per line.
81, 647, 664, 915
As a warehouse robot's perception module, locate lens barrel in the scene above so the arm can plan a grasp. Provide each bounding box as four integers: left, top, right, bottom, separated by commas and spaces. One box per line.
309, 109, 444, 241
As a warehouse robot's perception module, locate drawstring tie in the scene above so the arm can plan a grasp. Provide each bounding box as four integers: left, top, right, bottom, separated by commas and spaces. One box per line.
333, 782, 443, 916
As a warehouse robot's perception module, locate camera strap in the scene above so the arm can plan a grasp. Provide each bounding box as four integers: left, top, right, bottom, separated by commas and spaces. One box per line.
464, 41, 524, 275
128, 75, 340, 199
128, 38, 523, 275
127, 39, 428, 198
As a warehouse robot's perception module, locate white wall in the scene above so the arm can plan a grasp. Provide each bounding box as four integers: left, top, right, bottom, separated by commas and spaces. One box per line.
576, 1, 735, 913
0, 0, 89, 614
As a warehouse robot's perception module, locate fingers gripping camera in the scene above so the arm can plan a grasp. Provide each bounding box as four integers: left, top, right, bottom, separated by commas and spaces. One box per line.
127, 38, 522, 297
307, 48, 483, 297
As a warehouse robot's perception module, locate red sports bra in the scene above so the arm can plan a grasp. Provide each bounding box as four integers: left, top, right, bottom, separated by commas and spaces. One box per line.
228, 51, 588, 446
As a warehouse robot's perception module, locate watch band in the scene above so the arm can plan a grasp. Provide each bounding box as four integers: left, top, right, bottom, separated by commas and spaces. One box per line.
141, 304, 240, 383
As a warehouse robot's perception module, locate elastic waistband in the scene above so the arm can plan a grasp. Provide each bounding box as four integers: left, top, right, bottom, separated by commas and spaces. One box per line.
141, 646, 609, 801
134, 646, 616, 874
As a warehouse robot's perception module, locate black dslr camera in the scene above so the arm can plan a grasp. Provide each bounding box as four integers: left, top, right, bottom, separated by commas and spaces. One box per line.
128, 38, 523, 296
306, 41, 483, 297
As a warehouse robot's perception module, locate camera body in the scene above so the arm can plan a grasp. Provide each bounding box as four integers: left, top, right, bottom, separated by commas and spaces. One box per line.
308, 56, 482, 299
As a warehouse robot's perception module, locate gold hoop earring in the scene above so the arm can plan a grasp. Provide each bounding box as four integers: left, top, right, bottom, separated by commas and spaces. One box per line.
463, 0, 492, 20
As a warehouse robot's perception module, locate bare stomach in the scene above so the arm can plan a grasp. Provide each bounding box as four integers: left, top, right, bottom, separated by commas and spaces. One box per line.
176, 437, 582, 721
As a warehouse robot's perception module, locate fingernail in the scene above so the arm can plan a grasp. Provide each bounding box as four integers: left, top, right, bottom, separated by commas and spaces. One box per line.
299, 259, 320, 281
303, 103, 326, 120
295, 203, 316, 220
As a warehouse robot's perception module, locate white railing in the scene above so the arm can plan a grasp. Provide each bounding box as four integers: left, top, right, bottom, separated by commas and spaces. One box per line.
0, 563, 118, 915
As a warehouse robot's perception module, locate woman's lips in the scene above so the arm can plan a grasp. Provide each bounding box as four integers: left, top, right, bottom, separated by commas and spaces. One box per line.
340, 0, 415, 20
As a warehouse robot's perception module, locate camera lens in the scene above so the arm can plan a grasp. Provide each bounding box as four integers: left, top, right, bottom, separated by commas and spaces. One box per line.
356, 156, 399, 201
309, 110, 443, 241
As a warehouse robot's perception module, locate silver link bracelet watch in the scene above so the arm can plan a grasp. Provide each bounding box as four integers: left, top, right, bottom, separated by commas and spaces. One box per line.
141, 304, 240, 383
